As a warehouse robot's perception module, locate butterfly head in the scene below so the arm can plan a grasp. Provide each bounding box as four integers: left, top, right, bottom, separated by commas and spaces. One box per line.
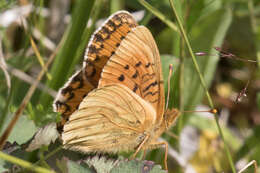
163, 109, 180, 130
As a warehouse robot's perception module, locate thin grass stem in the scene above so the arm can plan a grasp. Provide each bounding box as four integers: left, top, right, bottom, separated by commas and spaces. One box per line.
0, 151, 54, 173
138, 0, 179, 33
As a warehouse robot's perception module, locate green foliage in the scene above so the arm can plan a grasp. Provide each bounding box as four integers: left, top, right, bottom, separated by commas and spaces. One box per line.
67, 160, 93, 173
0, 112, 37, 145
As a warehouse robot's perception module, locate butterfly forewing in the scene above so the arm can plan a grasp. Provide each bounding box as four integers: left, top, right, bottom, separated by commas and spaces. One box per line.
62, 84, 156, 153
53, 70, 95, 128
98, 26, 165, 122
53, 11, 137, 128
83, 11, 138, 85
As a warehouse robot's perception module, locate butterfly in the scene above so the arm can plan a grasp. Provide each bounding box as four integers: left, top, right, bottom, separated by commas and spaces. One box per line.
53, 11, 180, 170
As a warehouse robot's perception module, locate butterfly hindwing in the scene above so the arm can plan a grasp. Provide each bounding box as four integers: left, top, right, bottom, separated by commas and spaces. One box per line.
62, 84, 156, 153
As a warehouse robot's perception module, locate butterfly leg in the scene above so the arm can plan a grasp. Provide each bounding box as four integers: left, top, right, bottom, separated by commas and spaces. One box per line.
148, 141, 168, 170
131, 134, 149, 159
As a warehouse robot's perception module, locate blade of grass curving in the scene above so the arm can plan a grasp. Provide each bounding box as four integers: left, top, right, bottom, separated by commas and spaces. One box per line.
138, 0, 179, 33
0, 151, 54, 173
69, 0, 103, 75
0, 87, 13, 132
0, 35, 12, 132
30, 37, 51, 80
168, 0, 236, 172
40, 0, 95, 108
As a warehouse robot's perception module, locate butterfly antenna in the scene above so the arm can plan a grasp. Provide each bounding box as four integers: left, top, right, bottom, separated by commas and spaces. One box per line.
195, 47, 259, 63
165, 64, 173, 110
182, 108, 218, 114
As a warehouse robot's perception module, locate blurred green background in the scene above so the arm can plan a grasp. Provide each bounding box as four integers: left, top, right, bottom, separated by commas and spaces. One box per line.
0, 0, 259, 172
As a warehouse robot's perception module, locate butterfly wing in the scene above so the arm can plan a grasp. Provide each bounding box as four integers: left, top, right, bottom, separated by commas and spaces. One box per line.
53, 11, 137, 127
99, 26, 165, 123
62, 84, 156, 153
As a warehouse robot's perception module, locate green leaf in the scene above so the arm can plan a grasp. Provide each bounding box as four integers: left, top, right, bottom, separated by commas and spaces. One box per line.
67, 160, 92, 173
111, 159, 166, 173
188, 113, 241, 150
0, 113, 37, 145
235, 125, 260, 162
62, 156, 167, 173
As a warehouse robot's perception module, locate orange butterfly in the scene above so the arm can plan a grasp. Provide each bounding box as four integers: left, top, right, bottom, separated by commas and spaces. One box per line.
53, 11, 179, 170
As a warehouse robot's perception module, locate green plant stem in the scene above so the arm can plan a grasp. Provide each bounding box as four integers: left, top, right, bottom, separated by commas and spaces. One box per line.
34, 146, 63, 166
70, 0, 103, 74
248, 0, 260, 68
178, 38, 185, 133
110, 0, 123, 13
0, 151, 54, 173
138, 0, 179, 33
168, 0, 236, 172
0, 86, 13, 132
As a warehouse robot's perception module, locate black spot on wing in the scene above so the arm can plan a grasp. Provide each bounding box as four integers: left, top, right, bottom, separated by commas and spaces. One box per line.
124, 65, 129, 70
61, 88, 74, 101
144, 91, 159, 97
133, 83, 138, 93
132, 71, 138, 79
118, 74, 125, 81
56, 101, 71, 114
143, 81, 158, 93
135, 61, 142, 67
88, 45, 101, 54
94, 33, 104, 42
145, 62, 151, 68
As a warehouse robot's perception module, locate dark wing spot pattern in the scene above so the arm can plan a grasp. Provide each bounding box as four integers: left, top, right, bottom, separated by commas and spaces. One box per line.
133, 83, 138, 93
54, 70, 96, 129
98, 26, 161, 107
118, 74, 125, 81
83, 11, 137, 87
143, 81, 158, 93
